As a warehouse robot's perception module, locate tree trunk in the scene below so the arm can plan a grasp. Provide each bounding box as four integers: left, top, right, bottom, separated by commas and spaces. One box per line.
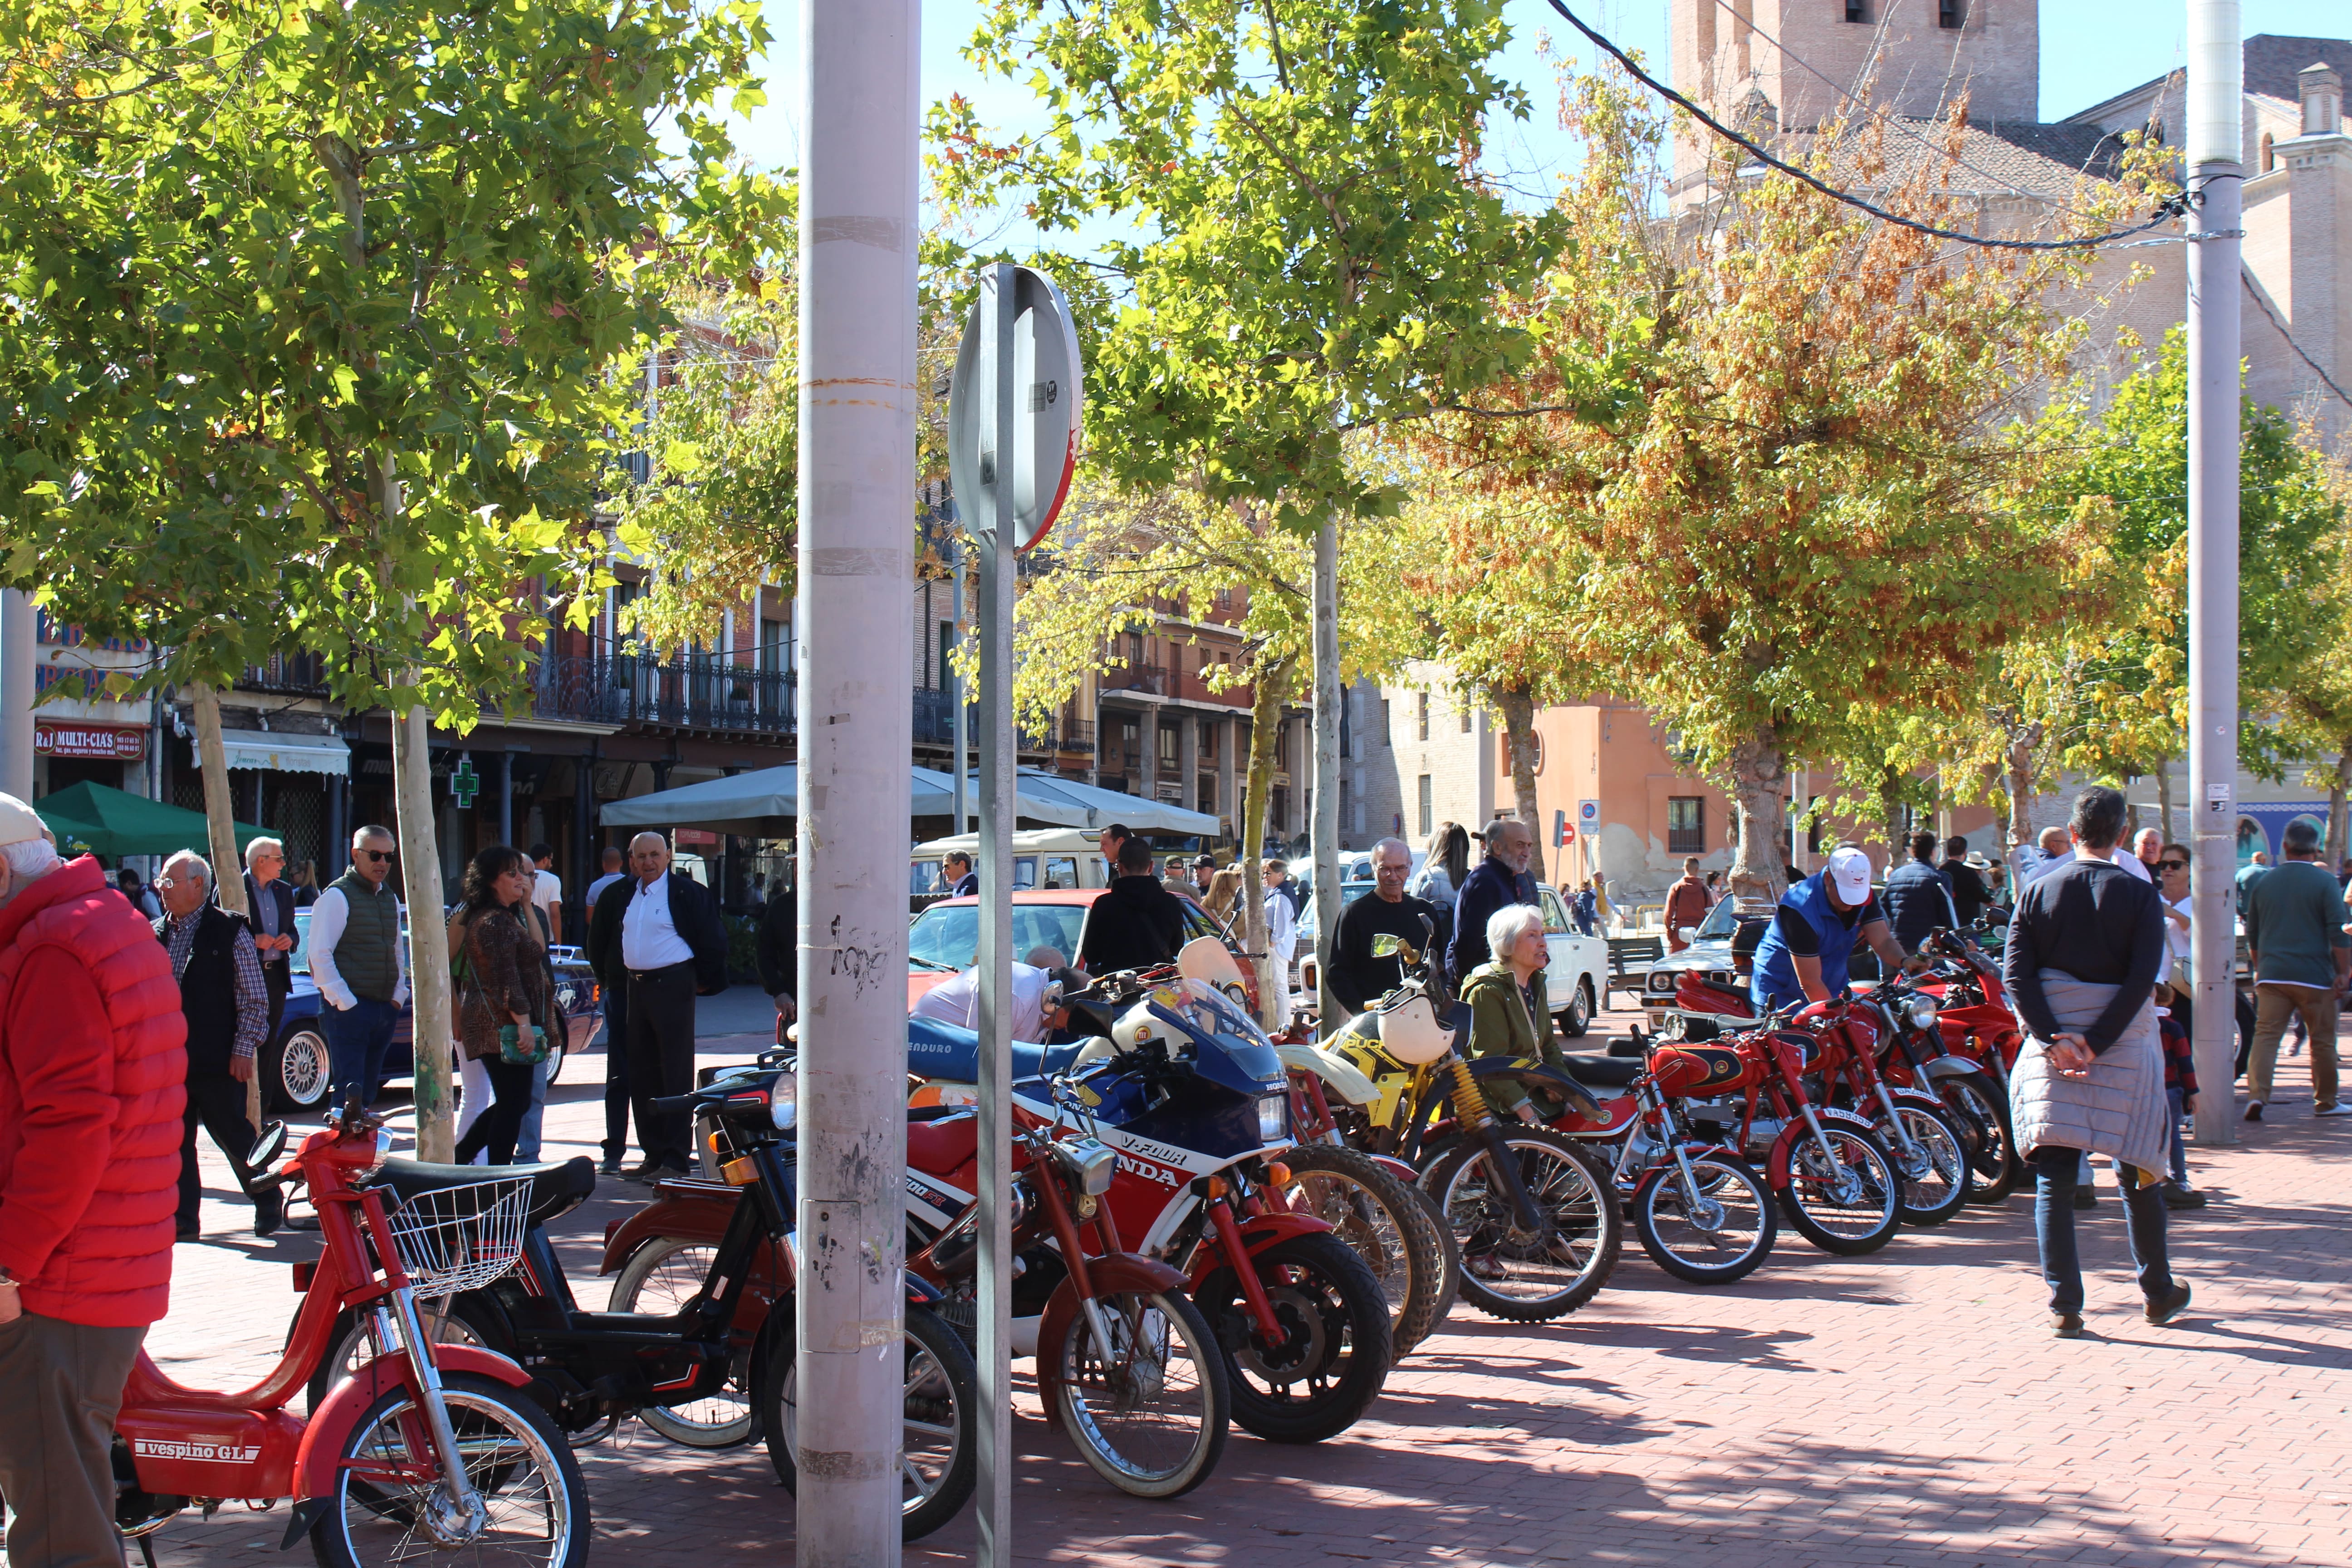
1491, 684, 1544, 885
2156, 750, 2175, 845
1240, 656, 1292, 1031
2331, 750, 2351, 867
2003, 720, 2043, 860
190, 682, 261, 1132
392, 702, 455, 1160
1310, 518, 1341, 1023
1725, 729, 1788, 900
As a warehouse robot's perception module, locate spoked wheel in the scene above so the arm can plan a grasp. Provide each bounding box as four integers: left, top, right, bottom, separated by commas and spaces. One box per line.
1876, 1100, 1970, 1226
762, 1304, 979, 1539
1195, 1233, 1392, 1444
309, 1371, 589, 1568
1775, 1122, 1901, 1255
304, 1302, 496, 1418
1426, 1128, 1623, 1323
612, 1238, 754, 1448
1050, 1288, 1230, 1498
1278, 1146, 1450, 1354
1939, 1072, 2021, 1205
1632, 1153, 1776, 1284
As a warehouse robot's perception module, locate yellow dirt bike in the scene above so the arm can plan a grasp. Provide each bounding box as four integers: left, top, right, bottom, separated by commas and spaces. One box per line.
1301, 928, 1623, 1324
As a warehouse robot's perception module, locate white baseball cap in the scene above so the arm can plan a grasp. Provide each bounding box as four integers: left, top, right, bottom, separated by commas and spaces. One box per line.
1825, 845, 1872, 904
0, 792, 46, 848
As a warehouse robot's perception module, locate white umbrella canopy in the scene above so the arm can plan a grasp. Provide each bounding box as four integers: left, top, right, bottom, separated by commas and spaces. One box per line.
601, 764, 958, 835
997, 769, 1220, 835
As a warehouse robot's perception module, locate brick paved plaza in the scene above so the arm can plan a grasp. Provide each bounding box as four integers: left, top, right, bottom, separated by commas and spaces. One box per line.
141, 1010, 2352, 1568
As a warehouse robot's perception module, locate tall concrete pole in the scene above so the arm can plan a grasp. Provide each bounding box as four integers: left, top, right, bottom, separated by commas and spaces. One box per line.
1311, 518, 1341, 1016
2187, 0, 2242, 1148
794, 0, 917, 1558
0, 590, 34, 799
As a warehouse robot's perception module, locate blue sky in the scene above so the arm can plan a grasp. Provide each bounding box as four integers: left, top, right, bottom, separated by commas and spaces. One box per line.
729, 0, 2347, 245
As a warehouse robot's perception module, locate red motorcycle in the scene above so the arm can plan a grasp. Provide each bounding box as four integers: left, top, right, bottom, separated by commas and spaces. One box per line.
1867, 946, 2025, 1204
116, 1102, 590, 1568
1793, 995, 1972, 1226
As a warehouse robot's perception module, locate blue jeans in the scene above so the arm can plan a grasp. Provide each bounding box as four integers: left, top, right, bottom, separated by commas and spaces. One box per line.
321, 997, 400, 1111
2033, 1144, 2173, 1315
514, 1056, 550, 1162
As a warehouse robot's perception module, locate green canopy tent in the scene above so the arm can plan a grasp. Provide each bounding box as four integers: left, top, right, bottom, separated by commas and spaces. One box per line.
35, 781, 267, 861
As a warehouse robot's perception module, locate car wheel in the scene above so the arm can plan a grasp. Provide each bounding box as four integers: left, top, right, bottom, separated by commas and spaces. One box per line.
268, 1027, 332, 1113
544, 1039, 565, 1086
1556, 980, 1592, 1039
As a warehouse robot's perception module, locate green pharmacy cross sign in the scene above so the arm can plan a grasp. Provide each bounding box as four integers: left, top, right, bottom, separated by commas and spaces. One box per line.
451, 756, 481, 810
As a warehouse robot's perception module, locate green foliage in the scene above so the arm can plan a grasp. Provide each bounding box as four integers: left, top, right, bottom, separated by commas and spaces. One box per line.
0, 0, 789, 722
928, 0, 1570, 527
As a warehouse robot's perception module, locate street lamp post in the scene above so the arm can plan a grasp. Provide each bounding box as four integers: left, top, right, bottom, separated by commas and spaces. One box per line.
2186, 0, 2242, 1148
794, 0, 919, 1559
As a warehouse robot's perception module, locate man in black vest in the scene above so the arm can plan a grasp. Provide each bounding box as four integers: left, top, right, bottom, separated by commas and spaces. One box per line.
310, 824, 408, 1109
587, 832, 730, 1181
155, 851, 279, 1239
242, 836, 299, 1046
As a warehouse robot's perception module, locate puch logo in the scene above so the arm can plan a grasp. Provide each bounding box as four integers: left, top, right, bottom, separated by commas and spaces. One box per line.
133, 1438, 260, 1464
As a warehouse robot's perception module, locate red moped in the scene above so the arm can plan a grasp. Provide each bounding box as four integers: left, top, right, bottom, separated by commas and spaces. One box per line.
113, 1101, 589, 1568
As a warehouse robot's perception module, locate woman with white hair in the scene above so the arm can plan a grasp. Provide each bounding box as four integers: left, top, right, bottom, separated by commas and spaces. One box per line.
1459, 902, 1568, 1110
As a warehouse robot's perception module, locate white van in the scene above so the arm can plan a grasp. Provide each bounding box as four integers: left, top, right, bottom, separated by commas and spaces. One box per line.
908, 828, 1110, 907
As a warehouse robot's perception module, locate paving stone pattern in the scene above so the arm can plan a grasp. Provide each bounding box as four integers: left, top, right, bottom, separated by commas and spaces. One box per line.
139, 1009, 2352, 1568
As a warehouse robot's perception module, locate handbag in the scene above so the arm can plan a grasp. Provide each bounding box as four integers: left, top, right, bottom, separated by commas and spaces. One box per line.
497, 1022, 551, 1066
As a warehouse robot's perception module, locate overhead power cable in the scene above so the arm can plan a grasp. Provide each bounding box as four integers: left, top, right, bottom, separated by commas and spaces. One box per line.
1541, 0, 2191, 252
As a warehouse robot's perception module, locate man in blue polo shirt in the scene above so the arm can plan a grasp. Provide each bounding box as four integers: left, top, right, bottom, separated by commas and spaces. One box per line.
1751, 845, 1913, 1014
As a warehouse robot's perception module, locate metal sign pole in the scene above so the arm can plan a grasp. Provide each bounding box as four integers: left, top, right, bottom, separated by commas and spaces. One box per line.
951, 531, 970, 836
973, 261, 1018, 1568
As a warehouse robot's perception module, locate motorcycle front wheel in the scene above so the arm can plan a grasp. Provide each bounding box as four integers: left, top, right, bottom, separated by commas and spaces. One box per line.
1876, 1100, 1970, 1226
612, 1237, 757, 1448
310, 1370, 589, 1568
1051, 1287, 1230, 1499
762, 1303, 978, 1540
1776, 1123, 1901, 1255
1194, 1232, 1392, 1444
1278, 1145, 1451, 1355
1426, 1128, 1624, 1323
1632, 1154, 1776, 1284
1939, 1071, 2021, 1205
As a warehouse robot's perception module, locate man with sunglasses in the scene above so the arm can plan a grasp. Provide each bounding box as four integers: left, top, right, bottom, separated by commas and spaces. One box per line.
308, 826, 409, 1110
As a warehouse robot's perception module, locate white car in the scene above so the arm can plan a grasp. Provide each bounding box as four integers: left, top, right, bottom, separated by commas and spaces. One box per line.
1298, 880, 1608, 1038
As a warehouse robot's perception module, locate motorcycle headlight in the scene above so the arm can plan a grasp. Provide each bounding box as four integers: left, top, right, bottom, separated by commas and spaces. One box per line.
1258, 1093, 1289, 1142
770, 1074, 798, 1132
1907, 995, 1939, 1030
1051, 1137, 1119, 1196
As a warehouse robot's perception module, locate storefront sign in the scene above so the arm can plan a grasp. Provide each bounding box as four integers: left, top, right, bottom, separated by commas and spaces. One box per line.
35, 721, 146, 760
674, 829, 719, 847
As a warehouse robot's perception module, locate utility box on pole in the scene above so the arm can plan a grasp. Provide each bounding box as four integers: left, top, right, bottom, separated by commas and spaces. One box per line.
794, 0, 919, 1560
2186, 0, 2242, 1147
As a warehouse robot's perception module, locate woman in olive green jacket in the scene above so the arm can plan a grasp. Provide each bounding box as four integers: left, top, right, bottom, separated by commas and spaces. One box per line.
1459, 902, 1567, 1114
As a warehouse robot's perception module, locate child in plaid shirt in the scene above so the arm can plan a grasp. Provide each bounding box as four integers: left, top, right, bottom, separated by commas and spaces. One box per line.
2156, 982, 2206, 1209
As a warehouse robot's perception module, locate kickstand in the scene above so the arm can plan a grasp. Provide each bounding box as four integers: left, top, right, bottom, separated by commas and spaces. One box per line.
136, 1534, 160, 1568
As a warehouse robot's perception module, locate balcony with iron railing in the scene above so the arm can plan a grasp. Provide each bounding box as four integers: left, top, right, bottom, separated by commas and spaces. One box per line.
534, 652, 796, 736
910, 689, 1067, 753
1100, 663, 1167, 696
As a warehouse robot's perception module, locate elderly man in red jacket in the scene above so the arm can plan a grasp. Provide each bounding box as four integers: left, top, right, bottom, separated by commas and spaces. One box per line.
0, 796, 188, 1568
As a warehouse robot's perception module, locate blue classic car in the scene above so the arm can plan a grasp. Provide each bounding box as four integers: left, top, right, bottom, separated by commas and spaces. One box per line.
263, 909, 604, 1113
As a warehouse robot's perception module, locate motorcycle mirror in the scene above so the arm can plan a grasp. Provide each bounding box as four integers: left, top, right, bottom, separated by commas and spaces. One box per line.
1418, 913, 1436, 943
1371, 933, 1402, 958
1677, 926, 1698, 942
248, 1120, 288, 1169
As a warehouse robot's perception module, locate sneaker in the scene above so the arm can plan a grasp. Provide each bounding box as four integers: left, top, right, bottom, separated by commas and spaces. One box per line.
254, 1191, 284, 1239
2051, 1313, 2084, 1339
176, 1222, 201, 1243
2072, 1187, 2097, 1210
2314, 1102, 2352, 1118
623, 1162, 667, 1185
598, 1155, 625, 1176
2245, 1101, 2264, 1122
2146, 1279, 2193, 1326
2161, 1183, 2208, 1210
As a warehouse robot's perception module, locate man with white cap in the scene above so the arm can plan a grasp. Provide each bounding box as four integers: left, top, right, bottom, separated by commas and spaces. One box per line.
1748, 845, 1912, 1015
0, 794, 190, 1567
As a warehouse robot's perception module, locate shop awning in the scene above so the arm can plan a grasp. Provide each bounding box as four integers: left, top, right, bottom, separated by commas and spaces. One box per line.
998, 769, 1220, 836
598, 765, 960, 835
217, 728, 350, 776
36, 781, 268, 860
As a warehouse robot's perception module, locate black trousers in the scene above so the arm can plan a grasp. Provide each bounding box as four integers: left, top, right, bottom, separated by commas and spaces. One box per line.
626, 964, 698, 1170
179, 1069, 259, 1229
602, 983, 632, 1161
453, 1054, 538, 1166
260, 958, 291, 1045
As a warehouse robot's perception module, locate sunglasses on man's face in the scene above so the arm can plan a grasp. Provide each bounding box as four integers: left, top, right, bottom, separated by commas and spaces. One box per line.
359, 849, 394, 864
2161, 859, 2189, 872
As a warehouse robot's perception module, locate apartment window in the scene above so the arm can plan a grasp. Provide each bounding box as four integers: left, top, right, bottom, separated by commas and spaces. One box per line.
1418, 775, 1434, 838
1416, 691, 1430, 741
2260, 131, 2275, 172
760, 617, 788, 675
1460, 702, 1472, 735
1844, 0, 1867, 20
1667, 797, 1705, 856
936, 620, 953, 690
1380, 699, 1392, 743
1937, 0, 1963, 27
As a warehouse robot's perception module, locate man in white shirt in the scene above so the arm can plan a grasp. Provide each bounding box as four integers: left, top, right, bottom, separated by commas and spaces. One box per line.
529, 842, 563, 945
309, 825, 410, 1109
1262, 858, 1297, 1029
586, 832, 726, 1181
911, 946, 1069, 1042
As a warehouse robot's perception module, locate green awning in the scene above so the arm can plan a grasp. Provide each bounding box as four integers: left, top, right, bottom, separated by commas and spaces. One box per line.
36, 781, 268, 861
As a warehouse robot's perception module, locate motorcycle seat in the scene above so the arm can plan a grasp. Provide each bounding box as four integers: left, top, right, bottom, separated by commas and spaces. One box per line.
1691, 976, 1755, 1007
369, 1154, 598, 1230
906, 1111, 979, 1174
906, 1016, 1083, 1084
1558, 1053, 1642, 1089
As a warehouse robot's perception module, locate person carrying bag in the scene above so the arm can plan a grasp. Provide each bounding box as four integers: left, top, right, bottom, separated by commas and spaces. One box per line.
451, 846, 553, 1166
